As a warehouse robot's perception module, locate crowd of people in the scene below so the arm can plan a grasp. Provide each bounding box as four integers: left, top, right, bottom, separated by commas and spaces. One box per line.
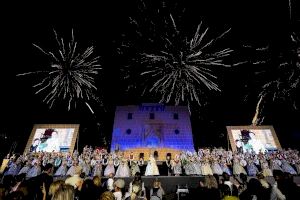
0, 146, 300, 199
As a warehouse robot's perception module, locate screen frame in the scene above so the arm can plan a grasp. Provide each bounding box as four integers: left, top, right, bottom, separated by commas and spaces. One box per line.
24, 124, 80, 154
226, 125, 282, 153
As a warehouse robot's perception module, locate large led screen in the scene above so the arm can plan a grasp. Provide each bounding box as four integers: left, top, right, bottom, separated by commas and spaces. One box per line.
226, 126, 282, 154
24, 124, 79, 153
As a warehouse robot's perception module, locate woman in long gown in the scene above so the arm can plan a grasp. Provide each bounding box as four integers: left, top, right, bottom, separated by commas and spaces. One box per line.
93, 161, 102, 177
115, 158, 130, 177
193, 156, 202, 176
260, 159, 272, 177
104, 156, 115, 177
232, 157, 247, 175
220, 158, 232, 175
145, 154, 159, 176
172, 155, 182, 176
54, 159, 67, 177
211, 157, 223, 175
201, 157, 213, 176
184, 156, 197, 175
246, 159, 259, 176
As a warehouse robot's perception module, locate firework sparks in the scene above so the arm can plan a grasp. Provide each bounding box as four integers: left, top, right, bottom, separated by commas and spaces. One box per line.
120, 1, 234, 108
254, 33, 300, 106
140, 20, 232, 106
244, 31, 300, 124
17, 29, 101, 111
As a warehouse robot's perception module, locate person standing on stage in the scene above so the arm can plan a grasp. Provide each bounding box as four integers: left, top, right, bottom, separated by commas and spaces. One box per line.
145, 154, 160, 176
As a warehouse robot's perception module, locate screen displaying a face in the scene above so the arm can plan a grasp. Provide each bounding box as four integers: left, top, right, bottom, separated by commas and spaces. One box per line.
30, 128, 75, 152
231, 128, 279, 154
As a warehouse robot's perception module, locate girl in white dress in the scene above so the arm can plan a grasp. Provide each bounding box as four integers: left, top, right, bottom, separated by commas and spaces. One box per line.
145, 154, 159, 176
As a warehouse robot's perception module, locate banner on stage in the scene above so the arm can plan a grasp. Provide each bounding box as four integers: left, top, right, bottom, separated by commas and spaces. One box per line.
24, 124, 80, 154
226, 125, 281, 154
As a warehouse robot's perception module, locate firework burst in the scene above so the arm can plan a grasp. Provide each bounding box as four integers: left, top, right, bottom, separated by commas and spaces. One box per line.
258, 33, 300, 106
17, 29, 101, 112
120, 0, 234, 109
242, 32, 300, 125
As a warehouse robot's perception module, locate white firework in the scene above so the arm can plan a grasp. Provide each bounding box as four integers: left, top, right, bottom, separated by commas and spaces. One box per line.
123, 11, 233, 108
17, 29, 101, 112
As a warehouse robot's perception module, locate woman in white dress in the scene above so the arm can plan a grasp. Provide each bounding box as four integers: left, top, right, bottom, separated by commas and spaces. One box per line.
145, 154, 160, 176
104, 155, 116, 177
115, 158, 130, 177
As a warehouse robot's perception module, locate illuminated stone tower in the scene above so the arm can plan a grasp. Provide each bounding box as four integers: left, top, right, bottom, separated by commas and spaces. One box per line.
110, 103, 195, 152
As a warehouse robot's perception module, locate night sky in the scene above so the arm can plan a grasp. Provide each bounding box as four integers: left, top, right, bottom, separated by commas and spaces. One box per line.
1, 0, 300, 157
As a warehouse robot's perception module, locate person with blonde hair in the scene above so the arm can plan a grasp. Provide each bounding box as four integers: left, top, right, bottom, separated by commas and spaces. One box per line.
113, 179, 126, 200
51, 184, 75, 200
201, 175, 218, 189
125, 184, 146, 200
99, 191, 115, 200
65, 166, 83, 190
128, 172, 146, 198
149, 179, 165, 200
49, 179, 64, 196
93, 175, 105, 198
93, 175, 102, 187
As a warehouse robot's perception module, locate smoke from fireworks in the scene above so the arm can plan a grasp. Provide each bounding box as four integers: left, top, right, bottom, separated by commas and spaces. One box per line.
17, 29, 101, 112
120, 0, 234, 109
